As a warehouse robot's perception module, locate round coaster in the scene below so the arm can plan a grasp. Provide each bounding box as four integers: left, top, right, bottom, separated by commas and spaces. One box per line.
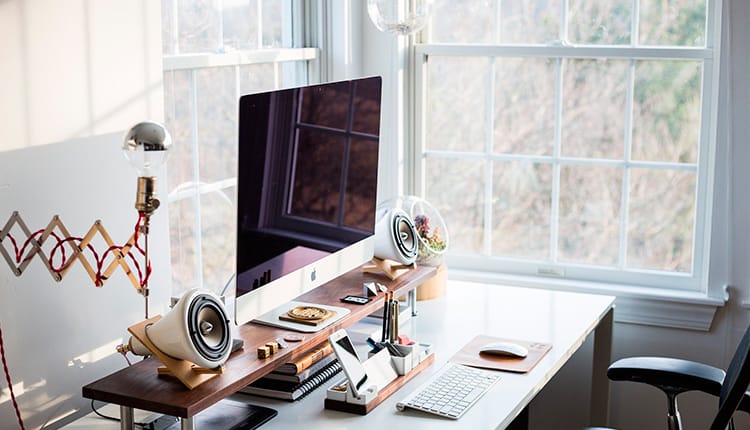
283, 334, 305, 342
287, 305, 330, 321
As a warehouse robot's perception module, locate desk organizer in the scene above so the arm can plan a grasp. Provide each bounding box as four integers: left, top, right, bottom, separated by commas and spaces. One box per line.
324, 344, 435, 414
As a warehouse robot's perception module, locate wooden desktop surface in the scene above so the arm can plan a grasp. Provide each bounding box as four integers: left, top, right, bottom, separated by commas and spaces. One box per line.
82, 265, 436, 418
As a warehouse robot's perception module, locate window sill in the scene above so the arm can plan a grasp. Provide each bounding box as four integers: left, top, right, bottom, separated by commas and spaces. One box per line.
448, 269, 727, 332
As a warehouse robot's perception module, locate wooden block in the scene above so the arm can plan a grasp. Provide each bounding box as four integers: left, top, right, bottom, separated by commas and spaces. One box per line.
257, 346, 270, 359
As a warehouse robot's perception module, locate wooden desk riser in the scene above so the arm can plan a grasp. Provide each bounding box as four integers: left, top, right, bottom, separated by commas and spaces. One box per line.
82, 264, 436, 419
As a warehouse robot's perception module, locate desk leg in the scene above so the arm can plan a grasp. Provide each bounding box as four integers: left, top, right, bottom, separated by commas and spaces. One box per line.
408, 289, 418, 316
119, 405, 134, 430
181, 417, 195, 430
590, 307, 614, 426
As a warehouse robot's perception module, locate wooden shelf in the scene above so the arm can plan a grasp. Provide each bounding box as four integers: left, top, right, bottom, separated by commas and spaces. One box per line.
82, 264, 436, 419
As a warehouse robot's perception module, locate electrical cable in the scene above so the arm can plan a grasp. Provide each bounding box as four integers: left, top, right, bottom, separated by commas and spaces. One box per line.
90, 400, 120, 423
0, 322, 26, 430
0, 212, 151, 429
90, 400, 150, 429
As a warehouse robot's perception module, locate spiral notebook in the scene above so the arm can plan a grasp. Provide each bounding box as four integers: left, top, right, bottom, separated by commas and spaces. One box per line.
240, 359, 342, 401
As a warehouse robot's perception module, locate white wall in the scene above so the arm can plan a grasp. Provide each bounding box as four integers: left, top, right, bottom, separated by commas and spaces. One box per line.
0, 1, 169, 429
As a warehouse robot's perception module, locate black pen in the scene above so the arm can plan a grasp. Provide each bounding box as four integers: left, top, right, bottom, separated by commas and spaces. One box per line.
393, 300, 399, 342
382, 292, 391, 342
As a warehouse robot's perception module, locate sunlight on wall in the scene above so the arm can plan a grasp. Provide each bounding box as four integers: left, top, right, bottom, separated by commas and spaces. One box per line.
0, 0, 166, 428
0, 0, 163, 152
68, 339, 126, 368
0, 379, 47, 405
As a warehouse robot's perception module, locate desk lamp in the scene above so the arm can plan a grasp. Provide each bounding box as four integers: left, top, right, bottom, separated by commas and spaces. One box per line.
122, 121, 172, 318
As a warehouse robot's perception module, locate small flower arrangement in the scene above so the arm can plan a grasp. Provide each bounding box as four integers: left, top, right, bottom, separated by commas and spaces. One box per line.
413, 213, 447, 265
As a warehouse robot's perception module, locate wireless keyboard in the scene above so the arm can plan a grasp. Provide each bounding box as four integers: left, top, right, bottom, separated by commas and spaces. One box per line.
396, 362, 501, 419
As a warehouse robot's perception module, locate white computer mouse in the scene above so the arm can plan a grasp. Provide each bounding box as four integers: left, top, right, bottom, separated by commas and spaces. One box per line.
479, 341, 529, 358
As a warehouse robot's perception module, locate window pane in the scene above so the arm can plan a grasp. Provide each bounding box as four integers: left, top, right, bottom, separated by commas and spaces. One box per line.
491, 161, 552, 259
494, 57, 555, 156
195, 67, 238, 183
424, 158, 485, 254
200, 186, 237, 294
568, 0, 631, 45
558, 165, 621, 265
239, 63, 277, 94
639, 0, 706, 46
426, 56, 489, 152
164, 70, 195, 188
498, 0, 560, 44
177, 0, 221, 53
168, 187, 238, 297
632, 60, 701, 163
162, 0, 176, 54
222, 0, 258, 50
562, 59, 628, 159
628, 169, 694, 272
169, 196, 200, 293
429, 0, 495, 43
261, 0, 284, 48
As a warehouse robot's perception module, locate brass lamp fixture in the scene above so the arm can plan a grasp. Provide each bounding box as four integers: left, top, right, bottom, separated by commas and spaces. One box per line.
122, 121, 172, 318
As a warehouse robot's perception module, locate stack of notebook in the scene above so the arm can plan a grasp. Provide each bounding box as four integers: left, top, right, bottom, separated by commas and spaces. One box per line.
240, 342, 341, 401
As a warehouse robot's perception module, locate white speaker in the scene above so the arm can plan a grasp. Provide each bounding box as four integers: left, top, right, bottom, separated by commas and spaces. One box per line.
373, 207, 419, 265
126, 289, 232, 369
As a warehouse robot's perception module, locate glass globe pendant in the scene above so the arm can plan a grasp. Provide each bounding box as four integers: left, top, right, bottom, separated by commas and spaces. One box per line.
367, 0, 433, 36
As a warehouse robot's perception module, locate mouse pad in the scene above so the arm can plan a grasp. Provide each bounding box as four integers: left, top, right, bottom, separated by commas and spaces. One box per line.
449, 335, 552, 373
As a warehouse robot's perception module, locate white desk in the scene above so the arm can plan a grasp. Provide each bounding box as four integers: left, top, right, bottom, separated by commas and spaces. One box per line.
238, 280, 614, 429
69, 280, 614, 429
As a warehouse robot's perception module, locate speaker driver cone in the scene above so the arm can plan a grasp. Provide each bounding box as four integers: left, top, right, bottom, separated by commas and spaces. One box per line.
392, 212, 418, 261
188, 294, 231, 363
374, 208, 419, 265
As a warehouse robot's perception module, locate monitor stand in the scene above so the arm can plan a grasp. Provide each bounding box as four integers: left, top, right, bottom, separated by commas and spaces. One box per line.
252, 300, 350, 333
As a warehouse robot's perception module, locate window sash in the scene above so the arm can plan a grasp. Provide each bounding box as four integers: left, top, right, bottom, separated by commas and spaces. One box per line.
162, 0, 318, 295
411, 36, 720, 293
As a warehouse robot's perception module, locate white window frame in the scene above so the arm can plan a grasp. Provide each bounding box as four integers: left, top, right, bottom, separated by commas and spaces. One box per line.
162, 0, 320, 293
407, 0, 726, 330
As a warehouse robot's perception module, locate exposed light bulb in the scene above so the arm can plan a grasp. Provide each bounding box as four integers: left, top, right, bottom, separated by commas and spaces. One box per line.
122, 121, 172, 214
122, 121, 172, 177
367, 0, 433, 36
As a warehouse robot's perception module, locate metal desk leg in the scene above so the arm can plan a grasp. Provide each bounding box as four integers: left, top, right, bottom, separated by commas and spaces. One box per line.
119, 405, 134, 430
408, 289, 418, 316
181, 417, 195, 430
590, 307, 614, 426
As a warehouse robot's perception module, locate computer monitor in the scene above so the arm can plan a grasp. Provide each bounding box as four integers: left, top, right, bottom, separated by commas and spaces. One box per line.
235, 76, 382, 326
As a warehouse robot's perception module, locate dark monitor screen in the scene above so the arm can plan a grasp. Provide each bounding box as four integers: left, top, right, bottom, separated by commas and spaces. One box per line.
235, 76, 381, 323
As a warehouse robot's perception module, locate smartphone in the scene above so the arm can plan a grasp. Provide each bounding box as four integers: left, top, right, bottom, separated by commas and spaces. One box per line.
328, 329, 368, 397
340, 295, 372, 305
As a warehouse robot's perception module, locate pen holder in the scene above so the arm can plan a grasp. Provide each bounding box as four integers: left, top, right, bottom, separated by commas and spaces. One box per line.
390, 344, 418, 375
368, 343, 421, 375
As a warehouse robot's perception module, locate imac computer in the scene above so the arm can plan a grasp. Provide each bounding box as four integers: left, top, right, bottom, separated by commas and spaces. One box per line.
235, 76, 382, 328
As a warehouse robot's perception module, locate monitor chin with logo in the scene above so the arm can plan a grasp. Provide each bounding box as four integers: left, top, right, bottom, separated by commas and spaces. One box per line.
234, 76, 382, 330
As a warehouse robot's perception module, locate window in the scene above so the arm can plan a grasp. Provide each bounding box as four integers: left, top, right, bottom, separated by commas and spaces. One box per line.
161, 0, 317, 296
413, 0, 720, 293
